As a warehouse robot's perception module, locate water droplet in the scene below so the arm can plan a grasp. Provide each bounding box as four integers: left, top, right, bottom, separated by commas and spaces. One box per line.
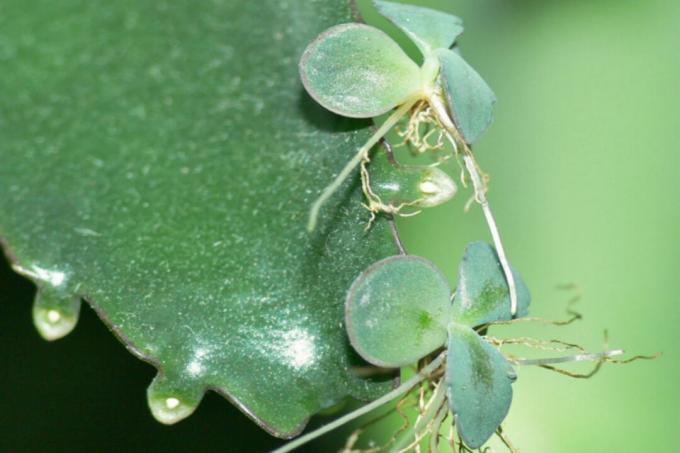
418, 180, 439, 194
147, 374, 203, 425
32, 289, 81, 341
165, 397, 181, 410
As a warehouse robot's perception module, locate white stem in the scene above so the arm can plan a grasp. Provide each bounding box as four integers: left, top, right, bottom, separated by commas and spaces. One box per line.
388, 378, 447, 453
514, 349, 624, 366
428, 94, 519, 316
271, 351, 446, 453
461, 153, 518, 317
307, 99, 417, 232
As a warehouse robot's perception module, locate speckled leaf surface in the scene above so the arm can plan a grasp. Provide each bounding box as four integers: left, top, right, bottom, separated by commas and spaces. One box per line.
345, 256, 452, 367
452, 241, 531, 327
446, 322, 516, 449
0, 0, 398, 438
299, 23, 421, 118
437, 48, 496, 144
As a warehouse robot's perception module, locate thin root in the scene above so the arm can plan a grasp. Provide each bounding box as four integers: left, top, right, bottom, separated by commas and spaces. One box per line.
495, 425, 518, 453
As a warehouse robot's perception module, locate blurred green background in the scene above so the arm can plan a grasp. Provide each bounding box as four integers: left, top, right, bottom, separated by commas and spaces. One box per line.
1, 0, 677, 451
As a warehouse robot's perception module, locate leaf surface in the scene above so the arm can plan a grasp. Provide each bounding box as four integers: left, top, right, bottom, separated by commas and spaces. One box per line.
345, 255, 452, 367
438, 48, 496, 144
374, 0, 464, 55
0, 0, 399, 438
452, 241, 531, 327
446, 322, 516, 449
300, 23, 421, 118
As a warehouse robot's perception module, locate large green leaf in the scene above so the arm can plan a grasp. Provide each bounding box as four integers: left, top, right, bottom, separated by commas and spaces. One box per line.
0, 0, 399, 438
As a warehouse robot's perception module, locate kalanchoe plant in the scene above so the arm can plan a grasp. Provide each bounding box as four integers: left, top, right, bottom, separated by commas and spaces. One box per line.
0, 0, 657, 449
300, 0, 521, 317
346, 241, 530, 448
275, 241, 628, 452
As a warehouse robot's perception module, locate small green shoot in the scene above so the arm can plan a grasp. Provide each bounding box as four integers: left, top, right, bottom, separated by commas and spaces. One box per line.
299, 0, 519, 317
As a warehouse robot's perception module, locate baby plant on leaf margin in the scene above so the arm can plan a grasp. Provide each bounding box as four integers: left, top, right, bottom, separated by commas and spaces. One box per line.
275, 241, 639, 453
346, 242, 530, 448
301, 0, 521, 317
276, 2, 655, 452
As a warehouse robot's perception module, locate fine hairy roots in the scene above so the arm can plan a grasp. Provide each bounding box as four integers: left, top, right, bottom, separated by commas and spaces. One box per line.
272, 352, 447, 453
307, 99, 418, 232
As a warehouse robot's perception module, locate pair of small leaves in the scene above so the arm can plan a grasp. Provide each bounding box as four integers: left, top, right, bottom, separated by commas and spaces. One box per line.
346, 242, 530, 448
299, 0, 496, 143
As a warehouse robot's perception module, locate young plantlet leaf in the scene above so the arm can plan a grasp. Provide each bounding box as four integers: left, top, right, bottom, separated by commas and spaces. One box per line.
367, 147, 457, 212
346, 256, 452, 367
437, 48, 496, 144
300, 23, 421, 118
374, 0, 464, 55
452, 241, 530, 327
446, 322, 516, 449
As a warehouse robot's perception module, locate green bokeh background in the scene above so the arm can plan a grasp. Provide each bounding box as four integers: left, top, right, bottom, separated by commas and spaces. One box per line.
1, 0, 677, 451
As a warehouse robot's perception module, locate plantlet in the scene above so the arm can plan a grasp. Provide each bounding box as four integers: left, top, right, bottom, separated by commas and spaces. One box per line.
300, 0, 520, 316
0, 0, 661, 449
275, 2, 658, 451
346, 241, 528, 448
275, 241, 638, 452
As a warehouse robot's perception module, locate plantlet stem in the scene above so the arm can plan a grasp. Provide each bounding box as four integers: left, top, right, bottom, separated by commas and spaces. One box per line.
429, 401, 449, 452
462, 152, 518, 317
427, 94, 519, 316
388, 379, 447, 453
307, 99, 418, 232
271, 351, 446, 453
